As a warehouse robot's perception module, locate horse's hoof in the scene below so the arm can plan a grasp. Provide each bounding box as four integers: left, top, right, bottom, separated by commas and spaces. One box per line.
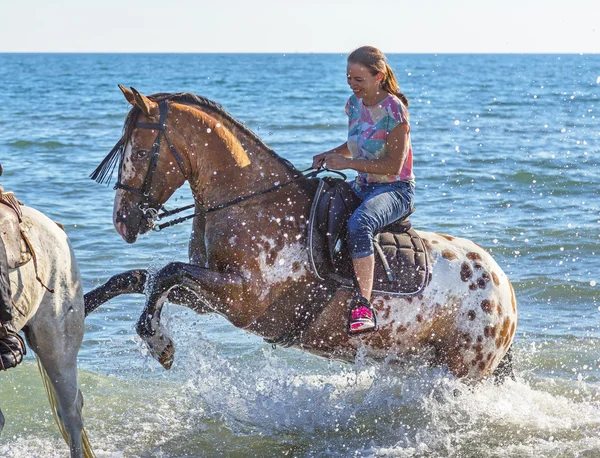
152, 340, 175, 370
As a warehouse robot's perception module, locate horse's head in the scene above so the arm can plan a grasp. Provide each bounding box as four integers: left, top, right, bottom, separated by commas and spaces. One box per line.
106, 87, 188, 243
92, 86, 302, 244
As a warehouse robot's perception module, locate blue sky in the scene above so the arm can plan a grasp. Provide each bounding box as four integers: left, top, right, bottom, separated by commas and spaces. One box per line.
1, 0, 597, 53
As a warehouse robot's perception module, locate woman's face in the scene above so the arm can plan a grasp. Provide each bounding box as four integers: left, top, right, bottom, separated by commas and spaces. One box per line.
347, 62, 381, 100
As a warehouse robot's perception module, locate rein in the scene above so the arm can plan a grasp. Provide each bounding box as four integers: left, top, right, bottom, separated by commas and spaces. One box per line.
153, 167, 345, 232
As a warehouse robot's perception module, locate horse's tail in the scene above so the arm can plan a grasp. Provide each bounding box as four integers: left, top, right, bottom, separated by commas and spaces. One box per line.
36, 356, 96, 458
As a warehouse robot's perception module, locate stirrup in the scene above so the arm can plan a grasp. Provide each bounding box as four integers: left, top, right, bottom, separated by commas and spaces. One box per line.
0, 324, 26, 371
347, 295, 377, 335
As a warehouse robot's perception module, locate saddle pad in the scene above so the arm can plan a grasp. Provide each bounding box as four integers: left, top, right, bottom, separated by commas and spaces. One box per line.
371, 228, 429, 296
0, 193, 30, 269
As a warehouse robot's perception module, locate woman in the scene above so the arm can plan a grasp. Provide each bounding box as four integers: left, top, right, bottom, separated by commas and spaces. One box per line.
312, 46, 414, 335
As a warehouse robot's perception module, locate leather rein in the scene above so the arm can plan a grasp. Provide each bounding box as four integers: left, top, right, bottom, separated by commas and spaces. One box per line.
106, 99, 343, 232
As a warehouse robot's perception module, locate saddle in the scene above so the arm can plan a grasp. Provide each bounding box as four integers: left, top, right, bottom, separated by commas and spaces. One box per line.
0, 188, 31, 269
308, 178, 429, 296
0, 183, 53, 295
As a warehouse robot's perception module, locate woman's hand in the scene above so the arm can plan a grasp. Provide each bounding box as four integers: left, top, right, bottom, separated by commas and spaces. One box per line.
324, 154, 349, 170
312, 152, 329, 169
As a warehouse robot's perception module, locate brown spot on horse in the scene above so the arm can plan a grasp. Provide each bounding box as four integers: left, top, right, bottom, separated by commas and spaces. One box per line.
509, 280, 517, 314
492, 272, 500, 286
266, 248, 278, 266
466, 252, 482, 261
442, 250, 458, 260
438, 233, 455, 241
467, 310, 476, 320
481, 299, 495, 314
499, 317, 512, 347
477, 275, 490, 289
461, 262, 473, 282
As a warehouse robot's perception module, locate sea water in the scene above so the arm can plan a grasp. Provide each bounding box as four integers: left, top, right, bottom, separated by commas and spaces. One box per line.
0, 53, 598, 457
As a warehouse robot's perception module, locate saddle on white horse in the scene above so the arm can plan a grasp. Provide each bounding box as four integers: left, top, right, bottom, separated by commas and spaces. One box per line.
0, 188, 32, 269
308, 178, 430, 297
0, 182, 29, 370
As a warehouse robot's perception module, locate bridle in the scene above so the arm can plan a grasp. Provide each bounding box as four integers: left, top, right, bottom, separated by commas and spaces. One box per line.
93, 98, 343, 231
114, 99, 187, 216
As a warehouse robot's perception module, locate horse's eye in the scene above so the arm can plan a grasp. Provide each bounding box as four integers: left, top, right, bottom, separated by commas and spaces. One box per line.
133, 150, 149, 159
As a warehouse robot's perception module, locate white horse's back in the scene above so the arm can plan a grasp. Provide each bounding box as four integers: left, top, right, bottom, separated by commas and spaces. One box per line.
12, 206, 84, 332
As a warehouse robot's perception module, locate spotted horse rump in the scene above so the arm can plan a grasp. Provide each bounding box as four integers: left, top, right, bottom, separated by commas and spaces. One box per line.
345, 231, 518, 380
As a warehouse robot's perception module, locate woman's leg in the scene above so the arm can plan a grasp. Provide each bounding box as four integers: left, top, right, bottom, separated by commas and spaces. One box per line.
347, 182, 413, 301
352, 254, 375, 300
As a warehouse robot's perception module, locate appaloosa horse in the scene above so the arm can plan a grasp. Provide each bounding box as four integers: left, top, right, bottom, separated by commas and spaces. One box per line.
87, 87, 517, 382
0, 175, 93, 457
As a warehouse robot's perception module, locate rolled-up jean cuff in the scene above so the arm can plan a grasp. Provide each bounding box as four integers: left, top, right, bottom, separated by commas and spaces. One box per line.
351, 249, 374, 259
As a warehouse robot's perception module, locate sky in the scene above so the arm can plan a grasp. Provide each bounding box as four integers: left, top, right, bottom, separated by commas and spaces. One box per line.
0, 0, 598, 53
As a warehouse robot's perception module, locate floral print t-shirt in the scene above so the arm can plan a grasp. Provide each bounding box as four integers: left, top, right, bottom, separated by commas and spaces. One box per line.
345, 93, 414, 188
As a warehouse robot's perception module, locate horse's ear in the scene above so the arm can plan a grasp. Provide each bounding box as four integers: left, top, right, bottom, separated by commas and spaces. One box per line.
130, 87, 159, 116
119, 85, 136, 105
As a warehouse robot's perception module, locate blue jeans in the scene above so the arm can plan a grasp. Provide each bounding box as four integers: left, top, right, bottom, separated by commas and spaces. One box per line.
347, 181, 415, 259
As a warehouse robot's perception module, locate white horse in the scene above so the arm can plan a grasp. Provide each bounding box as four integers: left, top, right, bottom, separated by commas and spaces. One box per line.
0, 196, 94, 458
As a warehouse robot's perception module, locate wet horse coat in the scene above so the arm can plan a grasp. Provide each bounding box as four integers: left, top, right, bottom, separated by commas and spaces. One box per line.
0, 200, 93, 457
88, 87, 517, 381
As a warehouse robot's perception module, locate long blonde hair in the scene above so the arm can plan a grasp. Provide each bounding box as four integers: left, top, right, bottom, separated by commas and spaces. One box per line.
347, 46, 409, 107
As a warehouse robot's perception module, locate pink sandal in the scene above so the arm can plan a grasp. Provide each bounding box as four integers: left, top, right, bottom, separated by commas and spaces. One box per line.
347, 295, 377, 335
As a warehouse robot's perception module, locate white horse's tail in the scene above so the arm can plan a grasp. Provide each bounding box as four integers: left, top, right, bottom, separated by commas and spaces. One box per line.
36, 356, 95, 458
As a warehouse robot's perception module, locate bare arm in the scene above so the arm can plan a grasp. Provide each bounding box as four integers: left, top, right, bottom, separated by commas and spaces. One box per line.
325, 124, 409, 175
312, 142, 351, 168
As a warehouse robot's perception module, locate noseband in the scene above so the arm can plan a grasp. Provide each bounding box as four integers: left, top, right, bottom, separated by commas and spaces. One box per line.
114, 100, 187, 215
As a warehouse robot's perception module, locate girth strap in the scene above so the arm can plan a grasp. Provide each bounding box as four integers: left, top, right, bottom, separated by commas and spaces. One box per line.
19, 229, 54, 294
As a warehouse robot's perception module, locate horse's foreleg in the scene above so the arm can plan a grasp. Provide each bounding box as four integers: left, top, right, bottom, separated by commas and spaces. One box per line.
85, 269, 211, 317
84, 269, 147, 316
135, 262, 243, 369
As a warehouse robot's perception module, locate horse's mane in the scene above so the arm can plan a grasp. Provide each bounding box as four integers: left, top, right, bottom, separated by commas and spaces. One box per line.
91, 92, 300, 185
132, 92, 299, 173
